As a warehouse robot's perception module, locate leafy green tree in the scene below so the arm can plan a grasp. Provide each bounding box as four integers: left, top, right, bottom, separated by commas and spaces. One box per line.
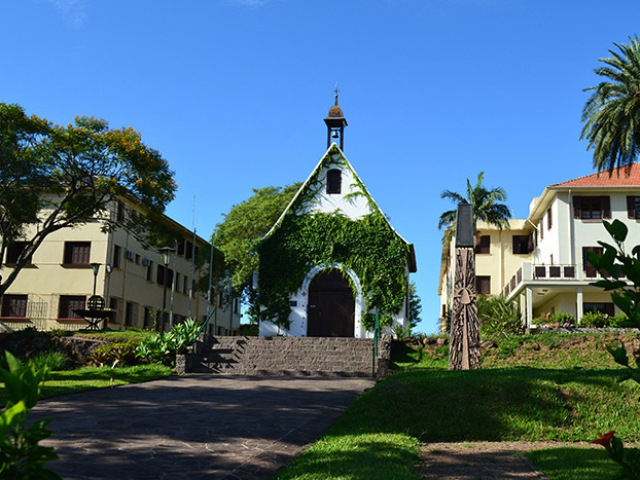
0, 103, 177, 300
438, 171, 511, 242
581, 35, 640, 173
407, 281, 422, 330
212, 183, 301, 305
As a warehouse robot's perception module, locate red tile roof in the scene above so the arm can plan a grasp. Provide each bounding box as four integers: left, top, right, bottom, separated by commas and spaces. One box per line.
551, 163, 640, 187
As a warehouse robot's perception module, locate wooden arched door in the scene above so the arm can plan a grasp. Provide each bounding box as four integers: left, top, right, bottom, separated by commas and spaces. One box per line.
307, 270, 355, 337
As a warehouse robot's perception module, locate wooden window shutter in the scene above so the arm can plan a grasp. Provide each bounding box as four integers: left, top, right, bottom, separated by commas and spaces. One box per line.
573, 196, 582, 219
602, 196, 611, 219
628, 196, 636, 219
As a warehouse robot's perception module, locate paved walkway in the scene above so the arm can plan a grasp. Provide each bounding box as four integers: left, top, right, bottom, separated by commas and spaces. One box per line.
32, 375, 374, 480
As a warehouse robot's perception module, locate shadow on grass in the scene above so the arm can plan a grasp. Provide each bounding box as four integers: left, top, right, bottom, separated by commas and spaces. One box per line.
273, 433, 420, 480
526, 447, 625, 480
332, 367, 640, 443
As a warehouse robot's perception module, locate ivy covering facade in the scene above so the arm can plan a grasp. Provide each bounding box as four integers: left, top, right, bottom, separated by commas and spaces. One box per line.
256, 144, 413, 332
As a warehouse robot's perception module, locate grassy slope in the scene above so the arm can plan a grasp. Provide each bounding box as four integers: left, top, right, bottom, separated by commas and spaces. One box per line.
275, 333, 640, 480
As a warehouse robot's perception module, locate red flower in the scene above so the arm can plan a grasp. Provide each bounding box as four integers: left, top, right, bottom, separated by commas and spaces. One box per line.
593, 431, 616, 447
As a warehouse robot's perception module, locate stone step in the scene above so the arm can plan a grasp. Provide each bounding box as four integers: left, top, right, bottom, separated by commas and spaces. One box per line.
188, 334, 392, 377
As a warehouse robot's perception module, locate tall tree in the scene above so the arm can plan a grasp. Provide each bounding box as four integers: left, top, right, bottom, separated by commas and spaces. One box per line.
581, 35, 640, 173
407, 281, 422, 331
212, 183, 301, 305
438, 172, 511, 239
0, 103, 177, 299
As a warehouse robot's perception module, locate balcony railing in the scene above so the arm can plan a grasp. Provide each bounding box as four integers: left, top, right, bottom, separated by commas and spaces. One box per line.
502, 263, 602, 297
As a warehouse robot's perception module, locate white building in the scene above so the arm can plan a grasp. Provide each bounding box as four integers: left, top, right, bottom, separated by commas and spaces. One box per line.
439, 164, 640, 330
257, 97, 417, 338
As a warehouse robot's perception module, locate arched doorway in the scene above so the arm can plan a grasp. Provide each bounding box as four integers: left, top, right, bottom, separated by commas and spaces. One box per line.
307, 270, 355, 337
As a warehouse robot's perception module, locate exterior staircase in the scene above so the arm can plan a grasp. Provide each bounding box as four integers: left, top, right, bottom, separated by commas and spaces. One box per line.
187, 335, 392, 377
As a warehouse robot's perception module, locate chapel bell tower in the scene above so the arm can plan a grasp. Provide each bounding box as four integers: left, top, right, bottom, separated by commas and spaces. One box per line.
324, 86, 348, 150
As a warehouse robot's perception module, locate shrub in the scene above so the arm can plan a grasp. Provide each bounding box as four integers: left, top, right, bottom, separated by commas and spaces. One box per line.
550, 312, 576, 324
90, 341, 139, 368
135, 318, 202, 366
581, 310, 608, 328
238, 324, 258, 336
0, 351, 60, 479
610, 313, 630, 328
478, 295, 522, 338
29, 350, 73, 372
532, 313, 552, 326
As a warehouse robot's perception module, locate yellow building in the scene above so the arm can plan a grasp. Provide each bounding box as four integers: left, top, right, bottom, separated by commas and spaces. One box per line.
438, 219, 532, 332
0, 197, 241, 334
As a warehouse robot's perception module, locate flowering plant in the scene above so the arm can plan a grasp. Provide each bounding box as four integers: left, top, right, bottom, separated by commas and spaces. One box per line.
592, 431, 640, 479
541, 322, 575, 330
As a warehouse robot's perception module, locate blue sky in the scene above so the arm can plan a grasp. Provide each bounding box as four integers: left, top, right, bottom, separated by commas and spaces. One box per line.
2, 0, 639, 333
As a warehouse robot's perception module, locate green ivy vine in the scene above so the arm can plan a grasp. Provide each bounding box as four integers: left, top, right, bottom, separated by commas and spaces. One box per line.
256, 144, 412, 331
257, 211, 410, 331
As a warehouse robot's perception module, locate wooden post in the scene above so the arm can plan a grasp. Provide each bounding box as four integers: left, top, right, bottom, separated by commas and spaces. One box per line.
449, 205, 481, 370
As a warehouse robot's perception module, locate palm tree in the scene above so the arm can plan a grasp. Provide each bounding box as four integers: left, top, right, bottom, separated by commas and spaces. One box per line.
438, 172, 511, 242
581, 35, 640, 173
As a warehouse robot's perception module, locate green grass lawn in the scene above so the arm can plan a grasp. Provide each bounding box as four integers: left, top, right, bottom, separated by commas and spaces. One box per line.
0, 363, 172, 405
526, 448, 629, 480
274, 333, 640, 480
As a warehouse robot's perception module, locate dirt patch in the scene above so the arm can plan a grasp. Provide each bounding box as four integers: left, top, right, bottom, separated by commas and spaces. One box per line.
418, 441, 596, 479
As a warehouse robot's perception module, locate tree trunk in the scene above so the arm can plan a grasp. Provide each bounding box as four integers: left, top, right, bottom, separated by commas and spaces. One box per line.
449, 247, 481, 370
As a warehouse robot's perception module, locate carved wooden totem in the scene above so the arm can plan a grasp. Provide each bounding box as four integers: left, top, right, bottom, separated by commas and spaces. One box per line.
449, 204, 481, 370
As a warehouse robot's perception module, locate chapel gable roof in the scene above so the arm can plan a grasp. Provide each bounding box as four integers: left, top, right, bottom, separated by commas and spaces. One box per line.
262, 143, 416, 271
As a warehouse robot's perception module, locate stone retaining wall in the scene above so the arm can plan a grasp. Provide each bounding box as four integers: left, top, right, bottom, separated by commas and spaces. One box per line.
188, 334, 392, 378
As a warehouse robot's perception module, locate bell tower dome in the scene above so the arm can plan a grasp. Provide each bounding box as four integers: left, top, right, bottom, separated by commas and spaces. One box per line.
324, 85, 348, 150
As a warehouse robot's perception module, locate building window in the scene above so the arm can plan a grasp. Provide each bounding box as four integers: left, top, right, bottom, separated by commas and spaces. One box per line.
326, 169, 342, 194
218, 291, 224, 307
547, 208, 553, 230
63, 242, 90, 265
58, 295, 85, 319
583, 246, 604, 278
233, 298, 239, 314
512, 235, 531, 254
184, 276, 189, 295
1, 294, 28, 318
116, 201, 126, 222
474, 235, 490, 254
113, 245, 122, 269
186, 241, 194, 260
584, 302, 615, 316
125, 302, 137, 326
143, 307, 153, 328
146, 261, 153, 281
177, 240, 185, 257
627, 196, 640, 219
476, 276, 491, 295
5, 242, 32, 265
157, 266, 173, 286
109, 297, 119, 323
573, 196, 611, 220
175, 273, 181, 293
